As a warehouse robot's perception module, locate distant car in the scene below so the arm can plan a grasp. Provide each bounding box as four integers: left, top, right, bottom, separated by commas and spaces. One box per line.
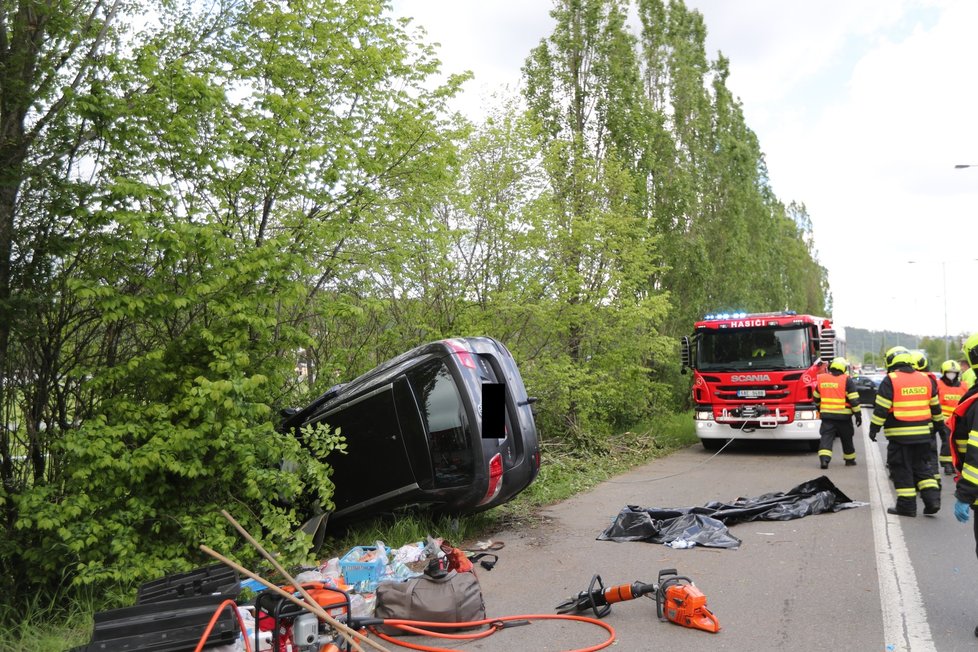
852, 373, 885, 406
280, 337, 540, 525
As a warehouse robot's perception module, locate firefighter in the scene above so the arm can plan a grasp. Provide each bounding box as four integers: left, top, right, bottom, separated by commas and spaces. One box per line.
813, 356, 861, 469
937, 359, 965, 475
962, 357, 976, 390
868, 346, 944, 517
951, 333, 978, 630
911, 350, 942, 486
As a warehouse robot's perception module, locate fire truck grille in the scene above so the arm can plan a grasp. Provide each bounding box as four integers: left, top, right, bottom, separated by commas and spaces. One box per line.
714, 384, 790, 400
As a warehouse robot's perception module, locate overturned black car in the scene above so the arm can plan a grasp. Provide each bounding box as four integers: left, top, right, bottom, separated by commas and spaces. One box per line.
280, 337, 540, 525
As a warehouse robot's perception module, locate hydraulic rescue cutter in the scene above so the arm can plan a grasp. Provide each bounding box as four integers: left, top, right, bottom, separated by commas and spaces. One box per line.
555, 568, 720, 633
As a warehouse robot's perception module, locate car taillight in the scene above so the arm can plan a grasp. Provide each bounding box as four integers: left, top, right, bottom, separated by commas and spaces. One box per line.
478, 453, 504, 505
444, 338, 476, 369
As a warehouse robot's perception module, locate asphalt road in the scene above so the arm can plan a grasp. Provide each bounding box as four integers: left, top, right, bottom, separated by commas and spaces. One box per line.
424, 406, 978, 652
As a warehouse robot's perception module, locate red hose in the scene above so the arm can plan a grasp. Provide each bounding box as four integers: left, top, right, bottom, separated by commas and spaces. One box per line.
367, 613, 616, 652
194, 599, 254, 652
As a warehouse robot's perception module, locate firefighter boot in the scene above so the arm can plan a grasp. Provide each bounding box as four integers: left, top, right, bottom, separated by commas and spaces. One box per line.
888, 496, 917, 517
922, 489, 940, 516
887, 507, 916, 517
944, 463, 955, 476
845, 459, 857, 466
819, 456, 829, 470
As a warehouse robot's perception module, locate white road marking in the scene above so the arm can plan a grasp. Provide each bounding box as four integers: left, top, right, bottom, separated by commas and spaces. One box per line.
864, 422, 936, 652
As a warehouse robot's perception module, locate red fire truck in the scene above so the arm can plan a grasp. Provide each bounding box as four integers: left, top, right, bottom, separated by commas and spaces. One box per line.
680, 311, 844, 450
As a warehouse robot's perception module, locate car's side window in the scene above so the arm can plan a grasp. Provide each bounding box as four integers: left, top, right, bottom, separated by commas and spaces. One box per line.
407, 359, 474, 488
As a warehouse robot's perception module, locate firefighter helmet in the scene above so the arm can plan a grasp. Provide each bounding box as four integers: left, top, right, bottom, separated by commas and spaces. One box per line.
885, 346, 912, 370
941, 359, 961, 375
963, 333, 978, 367
829, 357, 848, 373
910, 350, 928, 372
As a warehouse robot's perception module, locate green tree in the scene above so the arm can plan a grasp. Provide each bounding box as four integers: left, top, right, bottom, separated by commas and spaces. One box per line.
522, 0, 671, 445
4, 0, 466, 603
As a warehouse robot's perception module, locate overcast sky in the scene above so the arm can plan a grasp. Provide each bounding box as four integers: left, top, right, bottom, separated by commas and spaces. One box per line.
389, 0, 978, 341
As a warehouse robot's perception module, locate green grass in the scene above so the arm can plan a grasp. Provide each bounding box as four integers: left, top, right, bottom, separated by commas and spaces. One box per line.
13, 411, 697, 652
0, 585, 117, 652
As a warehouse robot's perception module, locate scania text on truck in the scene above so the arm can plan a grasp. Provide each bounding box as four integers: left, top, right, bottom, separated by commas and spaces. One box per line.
679, 311, 844, 450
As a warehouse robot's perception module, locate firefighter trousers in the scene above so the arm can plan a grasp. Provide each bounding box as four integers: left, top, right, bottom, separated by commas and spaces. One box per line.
886, 441, 940, 515
938, 429, 953, 466
818, 418, 855, 464
927, 434, 942, 485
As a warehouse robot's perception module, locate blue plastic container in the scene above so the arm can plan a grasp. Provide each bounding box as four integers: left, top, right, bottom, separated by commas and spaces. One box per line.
339, 546, 387, 586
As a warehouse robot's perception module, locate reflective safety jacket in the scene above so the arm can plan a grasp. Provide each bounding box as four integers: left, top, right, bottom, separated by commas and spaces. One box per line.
814, 371, 860, 420
937, 377, 966, 420
870, 365, 943, 443
949, 384, 978, 506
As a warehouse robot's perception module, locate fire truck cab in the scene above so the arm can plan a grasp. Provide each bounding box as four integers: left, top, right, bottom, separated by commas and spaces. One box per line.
680, 311, 843, 450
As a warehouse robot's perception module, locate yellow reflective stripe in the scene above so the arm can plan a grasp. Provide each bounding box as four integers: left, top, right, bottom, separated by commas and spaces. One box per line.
896, 487, 917, 497
818, 449, 833, 457
962, 464, 978, 485
939, 455, 953, 463
847, 392, 860, 401
822, 398, 846, 408
843, 452, 856, 460
883, 425, 933, 436
871, 415, 886, 426
942, 406, 954, 417
896, 399, 931, 408
958, 443, 968, 452
876, 396, 893, 409
968, 431, 978, 447
917, 478, 939, 490
893, 407, 931, 420
822, 408, 852, 415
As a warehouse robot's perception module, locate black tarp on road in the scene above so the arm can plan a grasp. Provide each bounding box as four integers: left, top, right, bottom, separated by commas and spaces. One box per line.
597, 475, 866, 549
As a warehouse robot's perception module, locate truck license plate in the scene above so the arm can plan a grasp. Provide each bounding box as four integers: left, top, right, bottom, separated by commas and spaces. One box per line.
737, 389, 766, 398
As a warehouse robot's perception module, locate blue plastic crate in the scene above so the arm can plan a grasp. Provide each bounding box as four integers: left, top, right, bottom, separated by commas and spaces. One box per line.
340, 546, 387, 586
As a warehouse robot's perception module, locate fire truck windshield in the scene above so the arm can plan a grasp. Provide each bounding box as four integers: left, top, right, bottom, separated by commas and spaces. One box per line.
695, 326, 813, 371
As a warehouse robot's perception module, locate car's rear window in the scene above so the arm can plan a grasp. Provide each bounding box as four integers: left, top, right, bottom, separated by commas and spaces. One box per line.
407, 359, 474, 487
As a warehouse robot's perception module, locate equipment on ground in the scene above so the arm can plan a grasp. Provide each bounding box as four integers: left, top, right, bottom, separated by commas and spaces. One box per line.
556, 568, 720, 633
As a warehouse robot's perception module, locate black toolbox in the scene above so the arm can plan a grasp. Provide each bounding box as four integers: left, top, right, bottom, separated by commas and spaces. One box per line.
137, 563, 240, 604
71, 565, 242, 651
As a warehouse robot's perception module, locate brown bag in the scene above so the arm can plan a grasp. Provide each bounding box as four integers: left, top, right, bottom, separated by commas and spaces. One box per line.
374, 569, 486, 635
